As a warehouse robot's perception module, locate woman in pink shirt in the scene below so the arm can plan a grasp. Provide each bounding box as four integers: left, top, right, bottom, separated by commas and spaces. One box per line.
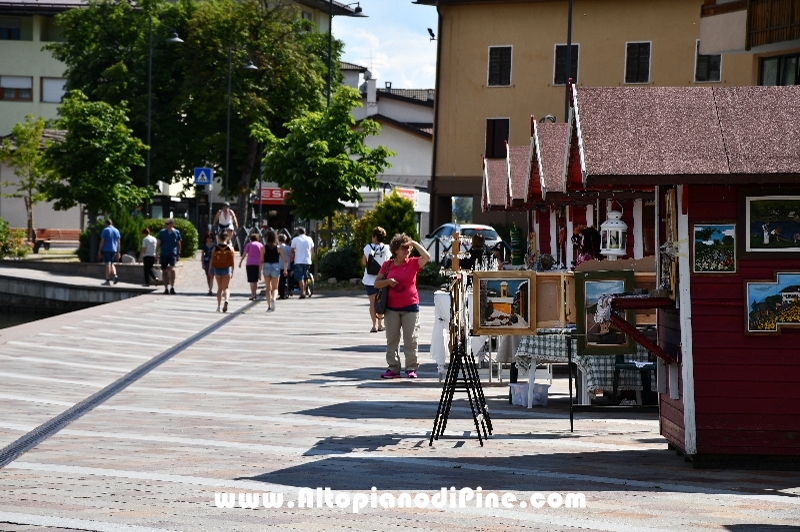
239, 233, 264, 301
374, 233, 430, 379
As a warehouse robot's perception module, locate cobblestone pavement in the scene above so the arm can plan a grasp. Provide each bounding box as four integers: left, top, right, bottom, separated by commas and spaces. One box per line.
1, 258, 799, 531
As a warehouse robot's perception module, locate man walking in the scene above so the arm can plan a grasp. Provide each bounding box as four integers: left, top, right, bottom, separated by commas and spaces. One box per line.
290, 227, 314, 299
156, 219, 182, 294
97, 218, 121, 285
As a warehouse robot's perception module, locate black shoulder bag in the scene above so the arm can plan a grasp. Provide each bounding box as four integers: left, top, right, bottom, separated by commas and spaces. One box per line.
374, 261, 391, 315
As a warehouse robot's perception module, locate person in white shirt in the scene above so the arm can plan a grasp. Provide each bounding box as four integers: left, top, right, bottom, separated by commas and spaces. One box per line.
362, 226, 388, 332
212, 202, 238, 240
139, 228, 158, 286
290, 227, 314, 299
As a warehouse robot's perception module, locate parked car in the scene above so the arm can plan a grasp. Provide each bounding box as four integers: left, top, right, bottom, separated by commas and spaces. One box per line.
421, 223, 503, 264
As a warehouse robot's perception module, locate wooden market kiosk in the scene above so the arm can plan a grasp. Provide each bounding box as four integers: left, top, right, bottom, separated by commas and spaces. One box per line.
566, 85, 800, 467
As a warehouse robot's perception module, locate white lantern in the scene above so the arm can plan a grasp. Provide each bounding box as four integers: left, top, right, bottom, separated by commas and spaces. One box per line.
600, 208, 628, 260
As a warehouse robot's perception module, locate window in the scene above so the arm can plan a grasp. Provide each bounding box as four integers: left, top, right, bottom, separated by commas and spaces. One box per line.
0, 18, 20, 40
553, 44, 579, 85
487, 46, 512, 86
625, 42, 651, 84
760, 53, 799, 86
485, 118, 509, 158
0, 76, 33, 101
694, 41, 721, 83
41, 77, 66, 103
301, 10, 312, 31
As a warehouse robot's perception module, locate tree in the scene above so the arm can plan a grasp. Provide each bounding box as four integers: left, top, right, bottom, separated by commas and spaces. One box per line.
452, 196, 472, 224
354, 192, 419, 250
47, 0, 338, 224
0, 115, 54, 241
257, 86, 394, 221
44, 90, 148, 260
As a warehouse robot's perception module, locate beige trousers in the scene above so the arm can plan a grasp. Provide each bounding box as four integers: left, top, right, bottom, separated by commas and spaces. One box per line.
384, 309, 420, 373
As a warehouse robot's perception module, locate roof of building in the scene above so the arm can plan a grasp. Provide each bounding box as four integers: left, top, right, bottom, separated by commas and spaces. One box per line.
363, 114, 433, 139
507, 145, 529, 207
537, 122, 568, 197
341, 61, 367, 72
295, 0, 362, 17
482, 157, 507, 212
572, 85, 800, 186
0, 0, 85, 14
377, 88, 435, 107
0, 129, 66, 149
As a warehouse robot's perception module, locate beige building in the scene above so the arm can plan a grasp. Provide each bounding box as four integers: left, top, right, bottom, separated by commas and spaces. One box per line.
417, 0, 760, 231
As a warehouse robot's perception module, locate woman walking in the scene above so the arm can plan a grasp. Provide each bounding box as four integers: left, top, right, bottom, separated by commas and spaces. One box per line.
208, 233, 235, 312
200, 232, 215, 295
239, 233, 264, 301
362, 226, 388, 333
374, 233, 430, 379
262, 229, 288, 312
139, 228, 158, 286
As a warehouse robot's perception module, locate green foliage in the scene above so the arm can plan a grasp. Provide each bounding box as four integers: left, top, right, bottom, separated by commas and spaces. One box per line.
48, 0, 336, 218
319, 245, 362, 281
43, 90, 148, 218
0, 115, 54, 241
257, 86, 394, 220
143, 218, 198, 258
416, 261, 446, 287
318, 212, 357, 249
452, 196, 473, 224
354, 192, 419, 250
0, 218, 30, 259
76, 207, 146, 261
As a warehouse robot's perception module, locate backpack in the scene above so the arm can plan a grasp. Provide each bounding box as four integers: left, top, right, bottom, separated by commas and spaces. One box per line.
211, 244, 234, 269
366, 244, 385, 275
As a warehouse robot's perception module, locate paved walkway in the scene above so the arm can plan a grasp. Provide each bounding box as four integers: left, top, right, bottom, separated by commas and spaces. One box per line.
0, 258, 798, 531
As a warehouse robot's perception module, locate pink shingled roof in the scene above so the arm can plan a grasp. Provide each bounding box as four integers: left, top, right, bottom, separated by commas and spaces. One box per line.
714, 86, 800, 175
508, 146, 530, 206
537, 122, 568, 196
576, 87, 729, 179
483, 158, 508, 211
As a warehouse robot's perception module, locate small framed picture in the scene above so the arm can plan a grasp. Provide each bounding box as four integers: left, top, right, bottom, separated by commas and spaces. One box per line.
575, 270, 636, 355
692, 223, 736, 273
472, 270, 537, 336
746, 272, 800, 334
740, 189, 800, 259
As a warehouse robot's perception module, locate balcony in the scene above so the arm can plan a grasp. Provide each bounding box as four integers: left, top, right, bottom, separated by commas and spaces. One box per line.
700, 0, 800, 54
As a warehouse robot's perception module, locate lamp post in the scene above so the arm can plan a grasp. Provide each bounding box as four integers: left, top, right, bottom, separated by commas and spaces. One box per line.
327, 1, 366, 106
146, 17, 183, 218
224, 50, 258, 200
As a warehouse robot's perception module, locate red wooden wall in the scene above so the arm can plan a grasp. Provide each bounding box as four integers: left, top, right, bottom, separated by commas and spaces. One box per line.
659, 308, 685, 450
689, 184, 800, 456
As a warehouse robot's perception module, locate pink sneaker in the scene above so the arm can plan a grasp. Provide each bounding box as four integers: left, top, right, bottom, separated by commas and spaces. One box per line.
381, 370, 400, 379
406, 370, 418, 379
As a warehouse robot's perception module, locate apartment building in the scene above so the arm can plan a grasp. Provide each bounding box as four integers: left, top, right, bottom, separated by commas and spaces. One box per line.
416, 0, 758, 231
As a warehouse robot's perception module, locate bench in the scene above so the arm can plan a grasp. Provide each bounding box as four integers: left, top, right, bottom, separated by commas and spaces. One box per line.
33, 228, 81, 252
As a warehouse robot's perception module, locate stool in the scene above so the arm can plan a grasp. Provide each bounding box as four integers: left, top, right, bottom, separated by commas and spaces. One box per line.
612, 355, 656, 405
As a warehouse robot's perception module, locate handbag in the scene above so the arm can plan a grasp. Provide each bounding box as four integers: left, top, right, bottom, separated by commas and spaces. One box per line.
374, 261, 391, 315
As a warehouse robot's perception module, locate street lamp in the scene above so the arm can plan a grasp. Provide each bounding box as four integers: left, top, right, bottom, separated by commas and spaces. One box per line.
327, 1, 367, 106
224, 49, 258, 200
146, 17, 183, 218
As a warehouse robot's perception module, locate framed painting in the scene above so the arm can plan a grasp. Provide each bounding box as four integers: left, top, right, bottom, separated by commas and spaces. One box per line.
746, 272, 800, 334
740, 189, 800, 259
692, 223, 736, 274
575, 270, 636, 355
472, 270, 536, 336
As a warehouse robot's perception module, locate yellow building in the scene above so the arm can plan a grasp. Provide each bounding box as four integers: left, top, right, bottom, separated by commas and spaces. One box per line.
416, 0, 760, 231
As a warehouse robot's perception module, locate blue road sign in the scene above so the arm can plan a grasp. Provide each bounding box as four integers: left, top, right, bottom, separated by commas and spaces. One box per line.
193, 167, 213, 185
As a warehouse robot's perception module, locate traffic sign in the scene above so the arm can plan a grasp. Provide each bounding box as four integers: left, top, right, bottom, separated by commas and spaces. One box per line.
193, 167, 213, 185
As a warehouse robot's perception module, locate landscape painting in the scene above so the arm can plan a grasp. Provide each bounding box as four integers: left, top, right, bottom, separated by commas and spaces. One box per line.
693, 223, 736, 273
472, 271, 536, 335
744, 194, 800, 256
575, 271, 636, 355
746, 272, 800, 333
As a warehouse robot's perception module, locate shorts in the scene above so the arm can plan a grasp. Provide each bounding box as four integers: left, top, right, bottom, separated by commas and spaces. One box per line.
217, 223, 233, 233
263, 263, 281, 279
102, 251, 116, 264
365, 284, 378, 296
246, 264, 259, 283
160, 256, 176, 269
293, 263, 310, 282
212, 266, 232, 277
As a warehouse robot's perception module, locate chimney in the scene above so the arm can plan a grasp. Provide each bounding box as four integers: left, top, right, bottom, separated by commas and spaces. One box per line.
366, 77, 377, 117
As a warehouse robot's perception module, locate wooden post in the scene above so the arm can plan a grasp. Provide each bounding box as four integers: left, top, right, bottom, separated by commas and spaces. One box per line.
451, 231, 460, 271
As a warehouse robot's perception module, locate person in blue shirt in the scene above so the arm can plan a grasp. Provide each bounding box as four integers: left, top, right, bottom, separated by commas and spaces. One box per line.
156, 218, 182, 295
98, 218, 121, 285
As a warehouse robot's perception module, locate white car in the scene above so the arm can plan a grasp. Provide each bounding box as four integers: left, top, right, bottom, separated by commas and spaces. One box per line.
422, 223, 503, 263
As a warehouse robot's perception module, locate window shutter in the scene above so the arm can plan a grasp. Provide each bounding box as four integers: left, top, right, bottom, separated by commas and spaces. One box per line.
42, 78, 66, 103
625, 43, 650, 83
485, 119, 509, 158
488, 46, 512, 86
554, 45, 579, 85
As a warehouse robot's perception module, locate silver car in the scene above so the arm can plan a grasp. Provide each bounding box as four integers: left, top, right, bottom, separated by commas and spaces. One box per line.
422, 223, 503, 263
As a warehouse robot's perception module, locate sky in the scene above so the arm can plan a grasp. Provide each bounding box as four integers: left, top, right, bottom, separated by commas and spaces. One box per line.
333, 0, 438, 89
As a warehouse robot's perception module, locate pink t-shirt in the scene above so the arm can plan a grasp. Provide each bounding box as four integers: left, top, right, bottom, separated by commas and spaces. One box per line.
243, 241, 264, 266
384, 257, 421, 309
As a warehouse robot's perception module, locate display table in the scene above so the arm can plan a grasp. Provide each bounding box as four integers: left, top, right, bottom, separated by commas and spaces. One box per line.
516, 328, 656, 405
